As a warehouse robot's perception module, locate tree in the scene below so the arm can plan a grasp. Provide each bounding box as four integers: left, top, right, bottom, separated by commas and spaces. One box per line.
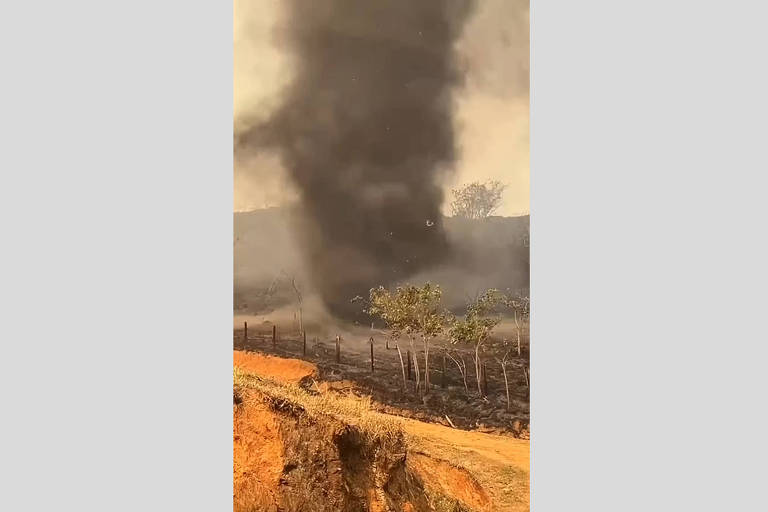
496, 339, 515, 411
360, 288, 409, 391
449, 181, 507, 219
503, 293, 530, 356
281, 270, 304, 335
448, 289, 503, 397
444, 347, 470, 395
367, 283, 449, 396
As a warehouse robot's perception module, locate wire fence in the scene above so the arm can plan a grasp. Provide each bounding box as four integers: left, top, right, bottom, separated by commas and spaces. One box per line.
234, 320, 530, 398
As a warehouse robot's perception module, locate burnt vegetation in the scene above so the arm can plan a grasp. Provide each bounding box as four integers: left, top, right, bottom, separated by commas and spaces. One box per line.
234, 282, 529, 437
234, 182, 530, 437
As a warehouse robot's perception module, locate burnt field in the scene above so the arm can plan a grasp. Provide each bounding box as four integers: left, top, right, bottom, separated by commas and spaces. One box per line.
234, 321, 530, 438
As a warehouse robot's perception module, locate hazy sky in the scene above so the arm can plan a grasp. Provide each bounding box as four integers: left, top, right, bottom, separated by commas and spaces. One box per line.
234, 0, 529, 216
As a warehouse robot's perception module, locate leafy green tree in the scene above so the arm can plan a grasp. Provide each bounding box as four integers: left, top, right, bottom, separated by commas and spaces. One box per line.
503, 293, 530, 356
448, 289, 504, 396
367, 283, 449, 395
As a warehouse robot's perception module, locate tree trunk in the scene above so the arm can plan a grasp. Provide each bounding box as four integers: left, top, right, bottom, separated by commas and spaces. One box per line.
474, 345, 483, 396
410, 337, 421, 396
447, 351, 469, 395
298, 306, 303, 337
423, 337, 430, 392
396, 344, 407, 391
412, 351, 421, 395
502, 362, 510, 411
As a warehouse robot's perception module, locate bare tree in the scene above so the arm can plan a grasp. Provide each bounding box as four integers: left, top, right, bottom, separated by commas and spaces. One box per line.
281, 270, 304, 335
449, 181, 507, 219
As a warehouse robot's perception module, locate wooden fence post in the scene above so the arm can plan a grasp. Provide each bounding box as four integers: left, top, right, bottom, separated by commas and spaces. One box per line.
482, 362, 489, 396
335, 335, 341, 363
370, 337, 374, 373
243, 321, 247, 343
272, 325, 276, 348
302, 331, 307, 357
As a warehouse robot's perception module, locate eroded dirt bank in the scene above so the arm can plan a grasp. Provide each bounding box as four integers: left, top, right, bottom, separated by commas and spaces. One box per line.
234, 350, 529, 511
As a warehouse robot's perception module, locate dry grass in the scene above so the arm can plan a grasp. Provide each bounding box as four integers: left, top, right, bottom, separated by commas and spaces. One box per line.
234, 367, 403, 444
233, 356, 529, 511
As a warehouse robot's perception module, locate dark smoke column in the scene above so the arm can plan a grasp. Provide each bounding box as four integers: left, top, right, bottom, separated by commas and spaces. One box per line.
237, 0, 476, 318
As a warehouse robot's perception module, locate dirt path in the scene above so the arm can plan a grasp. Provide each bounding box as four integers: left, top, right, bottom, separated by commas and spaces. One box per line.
400, 416, 529, 471
401, 416, 529, 511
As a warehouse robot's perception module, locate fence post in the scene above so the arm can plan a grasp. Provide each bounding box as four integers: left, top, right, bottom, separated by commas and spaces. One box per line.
482, 362, 489, 396
272, 325, 276, 348
407, 351, 412, 380
243, 321, 247, 343
370, 337, 374, 373
335, 335, 341, 363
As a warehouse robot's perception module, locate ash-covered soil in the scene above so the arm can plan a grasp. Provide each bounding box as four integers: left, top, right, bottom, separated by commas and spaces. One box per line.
234, 323, 529, 438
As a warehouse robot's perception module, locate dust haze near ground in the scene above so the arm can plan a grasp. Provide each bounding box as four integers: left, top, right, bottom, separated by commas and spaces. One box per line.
234, 208, 529, 342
